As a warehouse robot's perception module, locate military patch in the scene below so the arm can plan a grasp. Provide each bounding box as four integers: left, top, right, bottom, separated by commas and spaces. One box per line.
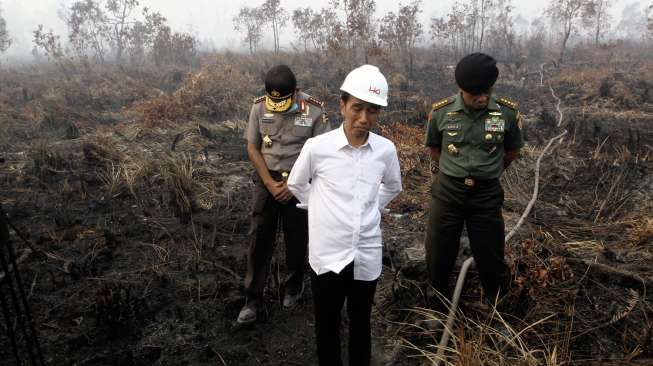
489, 111, 502, 116
254, 95, 266, 104
485, 118, 505, 132
447, 132, 459, 137
263, 113, 274, 118
432, 97, 455, 111
444, 122, 461, 131
496, 97, 518, 110
306, 96, 324, 108
446, 111, 460, 116
322, 113, 329, 124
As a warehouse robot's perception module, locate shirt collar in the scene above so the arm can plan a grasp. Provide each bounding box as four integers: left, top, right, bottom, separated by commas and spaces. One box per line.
335, 124, 375, 151
487, 96, 500, 111
452, 93, 501, 113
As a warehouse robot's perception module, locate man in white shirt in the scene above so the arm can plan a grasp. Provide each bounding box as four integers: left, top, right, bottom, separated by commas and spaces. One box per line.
287, 65, 402, 366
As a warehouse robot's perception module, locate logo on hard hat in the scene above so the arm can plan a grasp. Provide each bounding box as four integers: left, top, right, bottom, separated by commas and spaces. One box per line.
368, 86, 381, 95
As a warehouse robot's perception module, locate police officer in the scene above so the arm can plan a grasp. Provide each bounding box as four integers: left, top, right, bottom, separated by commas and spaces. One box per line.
424, 53, 524, 308
238, 65, 331, 324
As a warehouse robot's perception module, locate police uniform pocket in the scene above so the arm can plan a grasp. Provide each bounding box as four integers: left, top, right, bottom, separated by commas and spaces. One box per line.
260, 121, 280, 136
292, 125, 312, 137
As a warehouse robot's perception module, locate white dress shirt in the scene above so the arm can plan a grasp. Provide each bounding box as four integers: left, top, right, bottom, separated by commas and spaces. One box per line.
287, 125, 402, 281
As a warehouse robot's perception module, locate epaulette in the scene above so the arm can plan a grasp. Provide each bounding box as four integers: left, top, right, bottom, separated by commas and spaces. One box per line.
306, 96, 324, 108
253, 95, 265, 104
431, 97, 455, 111
496, 97, 518, 110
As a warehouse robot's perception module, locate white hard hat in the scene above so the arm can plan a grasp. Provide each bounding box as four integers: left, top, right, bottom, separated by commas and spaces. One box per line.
339, 64, 388, 107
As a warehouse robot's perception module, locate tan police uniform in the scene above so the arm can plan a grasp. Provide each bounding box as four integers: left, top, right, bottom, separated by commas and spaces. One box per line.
243, 90, 331, 307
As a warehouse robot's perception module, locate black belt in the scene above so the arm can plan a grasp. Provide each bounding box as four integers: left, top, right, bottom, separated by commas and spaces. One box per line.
440, 173, 499, 188
269, 170, 289, 181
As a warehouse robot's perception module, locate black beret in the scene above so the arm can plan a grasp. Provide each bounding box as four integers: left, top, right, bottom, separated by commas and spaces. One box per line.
265, 65, 296, 100
455, 53, 499, 94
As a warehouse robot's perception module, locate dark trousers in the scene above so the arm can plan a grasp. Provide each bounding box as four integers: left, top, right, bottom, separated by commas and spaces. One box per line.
424, 172, 510, 306
244, 173, 308, 303
311, 262, 378, 366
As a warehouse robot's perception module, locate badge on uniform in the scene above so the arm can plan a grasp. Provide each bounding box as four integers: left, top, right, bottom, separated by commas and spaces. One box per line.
444, 122, 461, 131
263, 135, 273, 148
294, 115, 313, 127
485, 117, 505, 132
262, 114, 275, 124
447, 144, 459, 156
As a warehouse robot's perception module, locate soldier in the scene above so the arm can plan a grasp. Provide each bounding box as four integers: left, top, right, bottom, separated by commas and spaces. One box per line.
424, 53, 524, 310
238, 65, 331, 325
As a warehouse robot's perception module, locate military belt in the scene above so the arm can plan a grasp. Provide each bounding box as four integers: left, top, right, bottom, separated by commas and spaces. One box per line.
269, 170, 290, 182
441, 173, 499, 188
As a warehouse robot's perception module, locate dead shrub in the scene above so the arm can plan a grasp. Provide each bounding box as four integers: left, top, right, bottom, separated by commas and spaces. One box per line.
380, 122, 430, 215
138, 60, 257, 125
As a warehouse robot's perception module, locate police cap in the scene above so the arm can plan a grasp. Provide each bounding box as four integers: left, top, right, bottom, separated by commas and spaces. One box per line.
264, 65, 297, 112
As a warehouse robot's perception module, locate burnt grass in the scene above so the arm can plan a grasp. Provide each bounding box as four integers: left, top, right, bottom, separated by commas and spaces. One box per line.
1, 55, 653, 365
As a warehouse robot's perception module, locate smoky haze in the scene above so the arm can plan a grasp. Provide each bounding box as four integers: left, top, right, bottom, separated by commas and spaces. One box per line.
0, 0, 648, 62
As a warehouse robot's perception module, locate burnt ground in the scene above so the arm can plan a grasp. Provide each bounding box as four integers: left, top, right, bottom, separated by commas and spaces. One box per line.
1, 58, 653, 366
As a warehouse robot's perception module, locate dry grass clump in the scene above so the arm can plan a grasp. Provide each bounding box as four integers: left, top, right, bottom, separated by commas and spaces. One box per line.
82, 137, 127, 166
138, 60, 258, 125
380, 122, 431, 215
162, 153, 198, 219
400, 306, 564, 366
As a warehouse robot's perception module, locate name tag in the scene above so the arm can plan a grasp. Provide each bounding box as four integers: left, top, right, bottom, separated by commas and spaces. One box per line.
294, 115, 313, 127
485, 118, 505, 132
444, 122, 461, 131
262, 117, 275, 124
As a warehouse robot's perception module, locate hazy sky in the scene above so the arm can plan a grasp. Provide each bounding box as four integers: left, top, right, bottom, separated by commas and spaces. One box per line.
0, 0, 644, 59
